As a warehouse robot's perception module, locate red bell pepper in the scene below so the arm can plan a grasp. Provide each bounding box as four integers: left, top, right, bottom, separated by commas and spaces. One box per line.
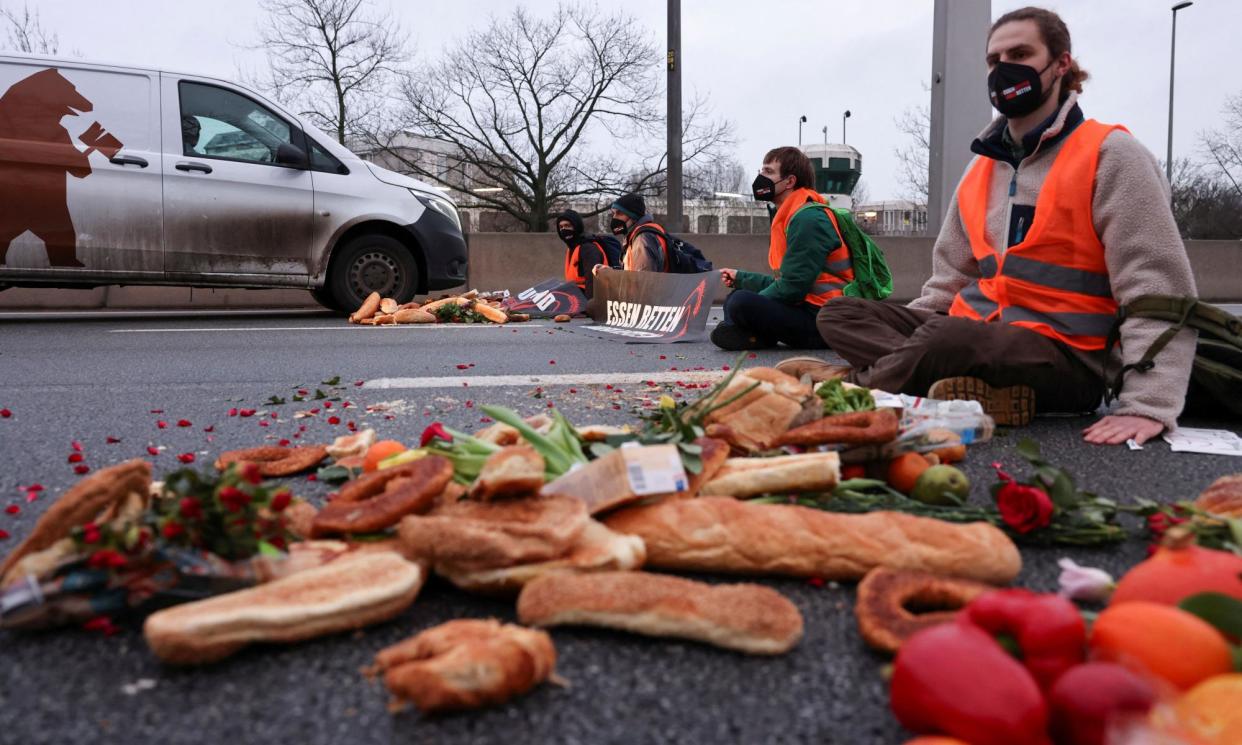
964, 589, 1086, 691
891, 619, 1051, 745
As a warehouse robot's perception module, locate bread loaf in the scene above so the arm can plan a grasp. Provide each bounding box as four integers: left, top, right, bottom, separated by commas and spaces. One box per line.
144, 552, 424, 664
603, 497, 1021, 585
517, 570, 803, 655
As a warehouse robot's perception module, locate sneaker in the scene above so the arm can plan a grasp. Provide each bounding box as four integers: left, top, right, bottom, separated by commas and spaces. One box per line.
774, 356, 852, 384
927, 376, 1036, 427
710, 323, 765, 351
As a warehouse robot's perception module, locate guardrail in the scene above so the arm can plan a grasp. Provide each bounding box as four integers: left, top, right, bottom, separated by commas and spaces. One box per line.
1, 235, 1238, 309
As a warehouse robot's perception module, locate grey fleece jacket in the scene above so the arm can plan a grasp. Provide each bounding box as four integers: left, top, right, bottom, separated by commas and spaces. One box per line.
910, 93, 1197, 431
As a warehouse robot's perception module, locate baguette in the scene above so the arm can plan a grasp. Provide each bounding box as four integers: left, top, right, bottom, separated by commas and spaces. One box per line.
603, 496, 1021, 585
699, 452, 839, 497
418, 296, 469, 314
372, 619, 556, 714
380, 298, 399, 315
393, 308, 436, 324
470, 300, 509, 324
517, 570, 803, 655
349, 291, 382, 323
773, 408, 900, 447
144, 552, 424, 664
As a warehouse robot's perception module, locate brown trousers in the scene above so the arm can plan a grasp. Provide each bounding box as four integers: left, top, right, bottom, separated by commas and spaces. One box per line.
816, 298, 1103, 413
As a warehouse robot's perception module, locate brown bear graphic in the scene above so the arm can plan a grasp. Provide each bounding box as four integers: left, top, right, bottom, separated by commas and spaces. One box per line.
0, 68, 121, 268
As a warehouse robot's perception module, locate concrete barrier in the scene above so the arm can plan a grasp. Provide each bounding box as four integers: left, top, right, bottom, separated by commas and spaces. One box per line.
2, 235, 1239, 309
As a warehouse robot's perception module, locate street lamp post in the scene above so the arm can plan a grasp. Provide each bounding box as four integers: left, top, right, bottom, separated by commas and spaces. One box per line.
842, 110, 852, 144
822, 125, 828, 146
667, 0, 682, 231
798, 115, 807, 146
1166, 1, 1193, 184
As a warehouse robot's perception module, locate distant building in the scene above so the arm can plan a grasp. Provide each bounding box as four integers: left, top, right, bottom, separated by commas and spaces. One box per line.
854, 200, 929, 236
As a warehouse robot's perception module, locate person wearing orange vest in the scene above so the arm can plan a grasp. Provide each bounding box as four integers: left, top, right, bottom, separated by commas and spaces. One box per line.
609, 193, 670, 272
779, 6, 1196, 446
712, 147, 855, 350
556, 209, 610, 298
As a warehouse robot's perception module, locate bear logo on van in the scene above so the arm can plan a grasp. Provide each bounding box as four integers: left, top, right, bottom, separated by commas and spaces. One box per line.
0, 68, 123, 268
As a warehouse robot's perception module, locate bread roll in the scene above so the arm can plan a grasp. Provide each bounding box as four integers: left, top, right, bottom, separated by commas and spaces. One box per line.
469, 446, 545, 500
854, 567, 994, 654
1195, 473, 1242, 517
144, 552, 424, 664
437, 520, 645, 594
517, 570, 803, 655
373, 619, 556, 714
699, 452, 839, 497
603, 497, 1021, 585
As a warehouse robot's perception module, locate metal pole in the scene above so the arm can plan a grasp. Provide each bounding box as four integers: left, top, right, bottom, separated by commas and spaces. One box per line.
667, 0, 682, 231
798, 115, 806, 146
1166, 3, 1192, 184
842, 110, 851, 144
822, 125, 828, 146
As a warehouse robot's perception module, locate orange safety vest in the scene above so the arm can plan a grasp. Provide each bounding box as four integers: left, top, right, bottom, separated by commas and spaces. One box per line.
564, 242, 588, 291
949, 119, 1125, 351
769, 187, 854, 307
623, 221, 668, 272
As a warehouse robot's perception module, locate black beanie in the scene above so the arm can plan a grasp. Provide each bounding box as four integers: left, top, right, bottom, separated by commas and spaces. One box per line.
611, 193, 646, 220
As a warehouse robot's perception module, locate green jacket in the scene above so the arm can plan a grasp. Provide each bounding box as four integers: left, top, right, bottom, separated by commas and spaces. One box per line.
733, 207, 841, 304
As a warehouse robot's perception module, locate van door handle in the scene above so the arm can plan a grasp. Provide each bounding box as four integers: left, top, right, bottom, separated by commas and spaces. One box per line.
109, 154, 149, 168
175, 161, 213, 174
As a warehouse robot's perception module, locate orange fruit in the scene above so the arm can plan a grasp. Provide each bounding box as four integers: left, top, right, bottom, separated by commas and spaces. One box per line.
1174, 674, 1242, 744
363, 440, 407, 472
887, 452, 931, 494
1090, 602, 1233, 690
1111, 544, 1242, 607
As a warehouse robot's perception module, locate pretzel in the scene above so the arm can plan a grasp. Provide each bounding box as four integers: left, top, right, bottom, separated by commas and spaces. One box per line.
773, 408, 899, 447
854, 567, 994, 654
311, 456, 453, 537
214, 445, 328, 477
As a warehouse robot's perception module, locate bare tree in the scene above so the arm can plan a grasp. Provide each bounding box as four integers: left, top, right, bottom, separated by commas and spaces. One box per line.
850, 178, 871, 208
249, 0, 407, 145
1199, 91, 1242, 200
1169, 157, 1242, 239
893, 101, 930, 207
1, 3, 58, 54
365, 3, 734, 231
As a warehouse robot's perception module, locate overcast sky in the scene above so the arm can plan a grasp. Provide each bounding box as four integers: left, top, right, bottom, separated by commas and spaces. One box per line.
17, 0, 1239, 201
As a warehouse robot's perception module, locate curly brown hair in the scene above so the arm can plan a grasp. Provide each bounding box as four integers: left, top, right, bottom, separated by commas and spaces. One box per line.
990, 6, 1089, 97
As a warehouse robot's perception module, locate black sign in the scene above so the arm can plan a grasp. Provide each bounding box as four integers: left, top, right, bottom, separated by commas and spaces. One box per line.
581, 269, 715, 343
501, 278, 589, 318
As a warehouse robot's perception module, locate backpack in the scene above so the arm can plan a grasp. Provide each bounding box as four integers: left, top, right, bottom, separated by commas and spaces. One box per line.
588, 233, 623, 269
631, 225, 714, 274
1103, 295, 1242, 418
791, 203, 894, 301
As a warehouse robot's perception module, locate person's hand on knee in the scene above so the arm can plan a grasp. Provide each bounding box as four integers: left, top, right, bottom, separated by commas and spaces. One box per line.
1082, 414, 1163, 446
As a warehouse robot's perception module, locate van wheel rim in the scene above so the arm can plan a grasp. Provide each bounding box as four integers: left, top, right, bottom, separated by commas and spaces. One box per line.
349, 251, 401, 297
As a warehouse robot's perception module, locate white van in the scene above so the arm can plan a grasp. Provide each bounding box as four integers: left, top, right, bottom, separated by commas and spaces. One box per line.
0, 53, 467, 311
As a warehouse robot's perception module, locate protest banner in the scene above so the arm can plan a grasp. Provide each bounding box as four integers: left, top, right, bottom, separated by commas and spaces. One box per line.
501, 278, 589, 318
580, 269, 715, 343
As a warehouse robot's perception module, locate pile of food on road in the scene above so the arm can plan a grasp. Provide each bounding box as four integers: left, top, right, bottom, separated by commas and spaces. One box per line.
348, 289, 549, 325
2, 362, 1241, 743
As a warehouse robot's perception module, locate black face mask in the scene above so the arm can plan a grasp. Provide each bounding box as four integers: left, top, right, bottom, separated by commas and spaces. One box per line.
609, 217, 628, 236
752, 174, 787, 202
557, 228, 576, 243
988, 59, 1057, 118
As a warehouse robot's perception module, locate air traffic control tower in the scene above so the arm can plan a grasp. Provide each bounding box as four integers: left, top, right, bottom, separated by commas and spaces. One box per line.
800, 143, 862, 209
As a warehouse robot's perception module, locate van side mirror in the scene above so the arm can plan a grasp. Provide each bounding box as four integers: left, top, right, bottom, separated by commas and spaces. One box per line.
275, 143, 308, 168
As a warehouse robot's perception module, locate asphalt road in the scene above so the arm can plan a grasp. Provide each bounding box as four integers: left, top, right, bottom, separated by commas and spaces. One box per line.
0, 311, 1239, 745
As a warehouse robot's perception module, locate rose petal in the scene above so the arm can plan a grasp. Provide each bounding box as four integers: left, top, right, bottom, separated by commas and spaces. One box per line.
146, 446, 160, 456
323, 402, 332, 409
0, 408, 11, 418
176, 453, 195, 464
71, 440, 83, 452
27, 484, 43, 492
149, 409, 164, 414
203, 425, 214, 433
25, 491, 38, 503
156, 421, 168, 429
0, 528, 8, 540
228, 408, 238, 417
177, 419, 192, 427
5, 505, 18, 515
106, 436, 121, 444
327, 416, 341, 425
73, 464, 90, 475
549, 360, 556, 365
239, 409, 256, 417
67, 453, 84, 463
258, 420, 269, 428
354, 380, 365, 387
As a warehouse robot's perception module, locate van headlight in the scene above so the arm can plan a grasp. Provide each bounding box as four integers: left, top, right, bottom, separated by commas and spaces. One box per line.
412, 190, 462, 232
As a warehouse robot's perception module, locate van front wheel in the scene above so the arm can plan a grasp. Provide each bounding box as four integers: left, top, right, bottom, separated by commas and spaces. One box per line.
326, 234, 420, 313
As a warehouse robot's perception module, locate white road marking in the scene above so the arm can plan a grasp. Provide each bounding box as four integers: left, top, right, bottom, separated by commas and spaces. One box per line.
108, 324, 546, 333
364, 370, 728, 389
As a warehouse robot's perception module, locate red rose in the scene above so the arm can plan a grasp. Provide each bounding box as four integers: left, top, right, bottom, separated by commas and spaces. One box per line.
179, 497, 203, 520
218, 486, 251, 512
241, 462, 263, 485
995, 482, 1055, 534
162, 521, 184, 539
269, 490, 291, 512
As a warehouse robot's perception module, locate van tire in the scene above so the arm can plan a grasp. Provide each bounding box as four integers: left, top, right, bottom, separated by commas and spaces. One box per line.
326, 234, 421, 312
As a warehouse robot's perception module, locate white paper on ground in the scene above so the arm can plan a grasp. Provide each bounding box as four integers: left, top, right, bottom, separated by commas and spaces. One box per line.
1162, 427, 1242, 456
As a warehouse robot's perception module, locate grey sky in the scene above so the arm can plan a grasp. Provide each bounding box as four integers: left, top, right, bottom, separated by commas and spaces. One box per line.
19, 0, 1239, 201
